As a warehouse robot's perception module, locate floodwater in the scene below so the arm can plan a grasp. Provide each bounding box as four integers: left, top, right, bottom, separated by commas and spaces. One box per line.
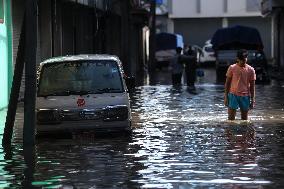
0, 68, 284, 188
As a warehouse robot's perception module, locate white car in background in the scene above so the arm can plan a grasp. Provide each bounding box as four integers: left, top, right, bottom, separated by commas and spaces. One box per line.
199, 43, 216, 65
205, 39, 212, 45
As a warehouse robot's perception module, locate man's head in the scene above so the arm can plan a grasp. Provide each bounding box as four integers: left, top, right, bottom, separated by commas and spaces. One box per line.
237, 49, 248, 62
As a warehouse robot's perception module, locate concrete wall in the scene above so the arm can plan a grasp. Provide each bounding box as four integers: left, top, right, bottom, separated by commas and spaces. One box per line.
169, 0, 261, 18
0, 0, 12, 109
227, 0, 261, 17
0, 1, 8, 108
173, 18, 222, 46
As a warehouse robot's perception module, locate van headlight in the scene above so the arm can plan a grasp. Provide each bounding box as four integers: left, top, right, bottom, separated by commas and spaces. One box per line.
37, 109, 62, 124
103, 105, 129, 121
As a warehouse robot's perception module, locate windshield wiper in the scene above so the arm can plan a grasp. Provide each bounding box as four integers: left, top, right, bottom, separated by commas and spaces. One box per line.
39, 90, 94, 97
96, 88, 122, 93
68, 90, 93, 95
39, 88, 122, 97
39, 91, 71, 97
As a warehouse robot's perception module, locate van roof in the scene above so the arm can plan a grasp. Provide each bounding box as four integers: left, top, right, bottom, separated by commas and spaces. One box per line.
41, 54, 121, 65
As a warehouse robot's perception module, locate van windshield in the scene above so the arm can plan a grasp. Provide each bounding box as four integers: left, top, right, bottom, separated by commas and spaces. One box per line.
38, 60, 124, 96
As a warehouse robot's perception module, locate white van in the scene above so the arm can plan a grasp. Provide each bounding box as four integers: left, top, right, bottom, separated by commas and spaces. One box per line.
36, 54, 132, 135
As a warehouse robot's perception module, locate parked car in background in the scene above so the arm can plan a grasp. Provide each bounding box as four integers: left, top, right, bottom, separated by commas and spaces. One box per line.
205, 39, 211, 45
36, 54, 132, 135
192, 43, 216, 66
199, 43, 216, 65
155, 32, 184, 69
211, 25, 270, 83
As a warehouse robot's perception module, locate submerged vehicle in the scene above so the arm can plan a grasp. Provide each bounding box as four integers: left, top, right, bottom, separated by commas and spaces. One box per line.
36, 54, 132, 135
155, 32, 184, 69
211, 25, 270, 83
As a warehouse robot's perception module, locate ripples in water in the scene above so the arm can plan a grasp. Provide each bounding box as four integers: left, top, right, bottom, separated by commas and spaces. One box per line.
0, 83, 283, 188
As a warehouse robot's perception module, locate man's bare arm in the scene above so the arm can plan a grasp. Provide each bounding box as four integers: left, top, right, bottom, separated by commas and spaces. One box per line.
224, 76, 232, 106
249, 80, 255, 108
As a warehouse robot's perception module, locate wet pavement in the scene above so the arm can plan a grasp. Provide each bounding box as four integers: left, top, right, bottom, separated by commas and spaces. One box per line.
0, 68, 284, 188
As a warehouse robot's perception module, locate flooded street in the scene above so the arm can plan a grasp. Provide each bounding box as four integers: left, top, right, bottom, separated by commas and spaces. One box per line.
1, 68, 284, 188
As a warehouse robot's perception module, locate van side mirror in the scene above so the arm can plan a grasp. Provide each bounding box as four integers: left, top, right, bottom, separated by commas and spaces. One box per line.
125, 76, 135, 91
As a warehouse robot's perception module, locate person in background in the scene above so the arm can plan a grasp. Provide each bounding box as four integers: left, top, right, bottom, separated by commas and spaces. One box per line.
224, 49, 256, 120
169, 47, 184, 86
184, 45, 197, 89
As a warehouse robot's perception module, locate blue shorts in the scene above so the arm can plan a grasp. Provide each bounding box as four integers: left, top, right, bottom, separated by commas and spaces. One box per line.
228, 93, 250, 111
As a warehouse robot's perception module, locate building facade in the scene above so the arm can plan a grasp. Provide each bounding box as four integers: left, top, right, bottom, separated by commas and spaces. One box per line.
261, 0, 284, 69
168, 0, 272, 59
0, 0, 12, 109
11, 0, 148, 100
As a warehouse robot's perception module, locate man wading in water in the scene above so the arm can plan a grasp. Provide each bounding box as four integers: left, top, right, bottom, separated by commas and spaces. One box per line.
224, 49, 256, 120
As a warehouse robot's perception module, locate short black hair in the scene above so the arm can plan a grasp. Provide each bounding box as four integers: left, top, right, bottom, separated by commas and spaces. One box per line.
237, 49, 248, 60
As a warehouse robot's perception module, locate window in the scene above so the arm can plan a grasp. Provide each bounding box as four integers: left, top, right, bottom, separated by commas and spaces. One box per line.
168, 0, 172, 14
223, 0, 228, 13
0, 0, 4, 24
196, 0, 201, 13
246, 0, 260, 12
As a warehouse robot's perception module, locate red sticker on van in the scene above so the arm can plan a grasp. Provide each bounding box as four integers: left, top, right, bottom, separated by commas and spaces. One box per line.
77, 98, 85, 107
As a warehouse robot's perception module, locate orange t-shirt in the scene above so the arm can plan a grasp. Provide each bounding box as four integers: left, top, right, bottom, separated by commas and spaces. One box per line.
226, 63, 256, 96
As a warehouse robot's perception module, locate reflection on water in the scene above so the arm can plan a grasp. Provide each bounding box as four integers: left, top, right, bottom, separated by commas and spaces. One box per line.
0, 80, 284, 188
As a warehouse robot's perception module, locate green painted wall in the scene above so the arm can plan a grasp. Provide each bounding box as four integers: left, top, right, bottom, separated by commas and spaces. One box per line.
0, 0, 12, 109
